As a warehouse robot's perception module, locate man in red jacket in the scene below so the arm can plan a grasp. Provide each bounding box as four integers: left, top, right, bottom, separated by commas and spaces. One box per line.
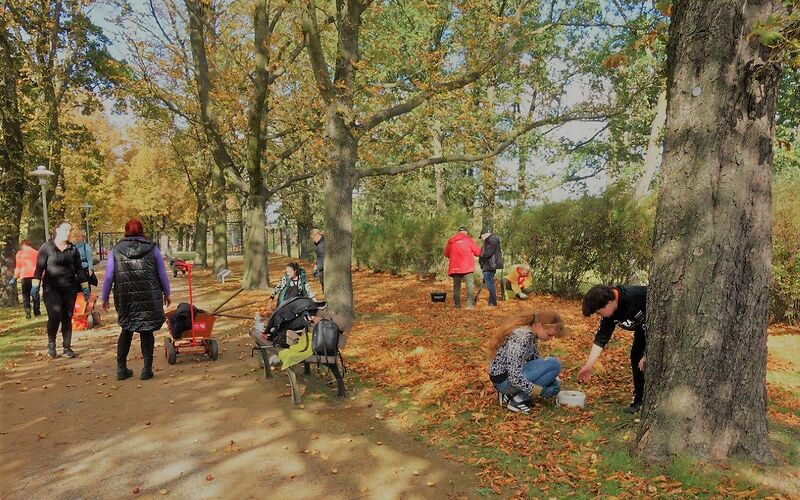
444, 226, 481, 309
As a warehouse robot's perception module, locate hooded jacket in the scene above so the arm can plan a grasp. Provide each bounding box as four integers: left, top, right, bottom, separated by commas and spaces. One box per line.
109, 237, 168, 332
593, 285, 647, 348
478, 234, 503, 272
444, 232, 480, 276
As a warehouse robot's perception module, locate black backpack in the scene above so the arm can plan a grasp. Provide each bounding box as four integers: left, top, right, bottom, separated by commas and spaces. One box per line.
312, 319, 340, 357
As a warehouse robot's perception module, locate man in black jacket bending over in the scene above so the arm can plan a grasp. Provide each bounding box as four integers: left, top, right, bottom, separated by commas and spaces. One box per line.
577, 285, 647, 414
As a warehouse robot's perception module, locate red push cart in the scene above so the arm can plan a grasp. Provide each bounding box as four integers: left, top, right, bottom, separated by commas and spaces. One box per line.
164, 262, 218, 364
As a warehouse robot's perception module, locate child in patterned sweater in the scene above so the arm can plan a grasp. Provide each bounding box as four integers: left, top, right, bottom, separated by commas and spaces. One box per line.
487, 310, 565, 414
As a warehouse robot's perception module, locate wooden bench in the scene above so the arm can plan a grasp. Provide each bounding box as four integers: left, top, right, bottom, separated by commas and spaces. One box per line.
251, 329, 345, 405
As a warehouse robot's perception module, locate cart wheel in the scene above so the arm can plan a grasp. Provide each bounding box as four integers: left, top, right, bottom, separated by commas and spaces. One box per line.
165, 338, 177, 365
91, 311, 101, 326
209, 338, 219, 361
87, 313, 94, 329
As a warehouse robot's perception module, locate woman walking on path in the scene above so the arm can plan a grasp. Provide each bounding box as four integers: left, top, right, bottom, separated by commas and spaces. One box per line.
9, 240, 41, 319
72, 229, 95, 290
101, 219, 171, 381
33, 221, 90, 358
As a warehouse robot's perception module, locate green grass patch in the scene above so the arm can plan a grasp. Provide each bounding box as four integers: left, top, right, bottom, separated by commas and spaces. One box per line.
0, 307, 44, 369
770, 422, 800, 466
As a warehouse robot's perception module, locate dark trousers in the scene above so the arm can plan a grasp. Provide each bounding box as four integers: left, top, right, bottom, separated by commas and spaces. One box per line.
21, 278, 41, 314
43, 286, 76, 346
482, 270, 497, 306
117, 329, 155, 364
318, 270, 324, 293
630, 328, 646, 405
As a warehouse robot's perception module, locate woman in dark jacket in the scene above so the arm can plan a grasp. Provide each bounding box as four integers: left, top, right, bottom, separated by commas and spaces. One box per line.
101, 219, 171, 381
33, 221, 90, 359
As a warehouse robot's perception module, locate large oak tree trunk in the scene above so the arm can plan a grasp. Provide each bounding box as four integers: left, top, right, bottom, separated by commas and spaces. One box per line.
323, 127, 358, 332
636, 0, 781, 463
242, 194, 269, 288
0, 25, 24, 306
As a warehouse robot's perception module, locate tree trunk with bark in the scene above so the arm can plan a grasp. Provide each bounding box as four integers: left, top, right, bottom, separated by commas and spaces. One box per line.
323, 136, 358, 331
635, 89, 668, 198
210, 168, 228, 274
636, 0, 782, 463
0, 24, 25, 306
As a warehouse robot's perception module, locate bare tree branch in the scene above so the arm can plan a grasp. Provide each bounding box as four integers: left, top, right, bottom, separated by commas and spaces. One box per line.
358, 0, 550, 134
358, 111, 617, 178
300, 0, 335, 104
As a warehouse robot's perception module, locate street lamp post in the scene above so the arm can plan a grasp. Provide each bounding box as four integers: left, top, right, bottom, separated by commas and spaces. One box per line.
81, 202, 92, 239
29, 165, 55, 242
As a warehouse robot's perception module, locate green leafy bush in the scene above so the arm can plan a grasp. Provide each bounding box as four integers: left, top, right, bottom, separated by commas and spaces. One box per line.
501, 184, 653, 297
772, 172, 800, 324
353, 209, 467, 276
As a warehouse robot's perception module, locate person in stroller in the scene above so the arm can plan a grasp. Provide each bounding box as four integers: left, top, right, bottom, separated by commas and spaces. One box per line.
269, 262, 315, 309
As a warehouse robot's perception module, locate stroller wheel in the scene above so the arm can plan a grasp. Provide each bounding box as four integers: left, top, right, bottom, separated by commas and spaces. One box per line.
208, 338, 219, 361
165, 338, 177, 365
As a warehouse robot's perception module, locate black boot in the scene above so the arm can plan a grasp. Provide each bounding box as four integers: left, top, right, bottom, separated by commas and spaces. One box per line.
63, 331, 77, 358
117, 357, 133, 380
25, 308, 31, 319
140, 331, 155, 380
47, 341, 58, 359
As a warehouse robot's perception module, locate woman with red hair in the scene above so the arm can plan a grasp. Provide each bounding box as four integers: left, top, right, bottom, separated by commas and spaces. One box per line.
101, 219, 171, 380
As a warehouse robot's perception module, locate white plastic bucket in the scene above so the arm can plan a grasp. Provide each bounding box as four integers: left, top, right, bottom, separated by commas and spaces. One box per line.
557, 390, 586, 408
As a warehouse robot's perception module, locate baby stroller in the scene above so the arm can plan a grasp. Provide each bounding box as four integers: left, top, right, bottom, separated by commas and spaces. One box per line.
250, 297, 346, 404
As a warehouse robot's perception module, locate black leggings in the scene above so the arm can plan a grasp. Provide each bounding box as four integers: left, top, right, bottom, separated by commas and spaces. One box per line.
630, 328, 646, 405
21, 278, 41, 314
43, 286, 76, 345
117, 330, 155, 363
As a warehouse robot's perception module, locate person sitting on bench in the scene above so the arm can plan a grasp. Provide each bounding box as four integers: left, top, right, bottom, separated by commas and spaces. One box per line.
504, 264, 535, 299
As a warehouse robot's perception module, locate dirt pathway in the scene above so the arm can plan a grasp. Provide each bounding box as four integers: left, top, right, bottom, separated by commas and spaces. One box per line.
0, 263, 479, 499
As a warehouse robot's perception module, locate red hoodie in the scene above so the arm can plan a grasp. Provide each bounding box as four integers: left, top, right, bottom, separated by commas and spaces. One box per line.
444, 232, 480, 276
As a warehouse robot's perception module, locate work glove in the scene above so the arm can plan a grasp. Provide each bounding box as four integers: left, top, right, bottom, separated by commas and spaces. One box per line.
7, 278, 16, 286
528, 384, 544, 398
517, 292, 528, 299
82, 287, 91, 301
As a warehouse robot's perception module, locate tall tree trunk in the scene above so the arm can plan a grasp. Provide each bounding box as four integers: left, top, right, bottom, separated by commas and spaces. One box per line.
323, 126, 358, 331
297, 182, 314, 261
432, 122, 446, 212
635, 89, 668, 198
194, 204, 208, 267
210, 167, 227, 274
241, 0, 270, 290
481, 160, 497, 231
636, 0, 781, 463
517, 141, 528, 199
242, 194, 269, 287
0, 25, 24, 306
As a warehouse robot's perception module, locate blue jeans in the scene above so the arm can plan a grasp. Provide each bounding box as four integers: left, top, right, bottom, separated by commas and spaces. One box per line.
482, 270, 497, 305
493, 357, 562, 400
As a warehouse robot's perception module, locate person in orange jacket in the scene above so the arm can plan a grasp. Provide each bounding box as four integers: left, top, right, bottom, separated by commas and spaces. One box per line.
444, 226, 481, 309
8, 240, 40, 319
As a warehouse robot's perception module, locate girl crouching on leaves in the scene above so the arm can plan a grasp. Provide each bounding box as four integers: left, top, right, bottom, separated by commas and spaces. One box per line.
488, 310, 566, 414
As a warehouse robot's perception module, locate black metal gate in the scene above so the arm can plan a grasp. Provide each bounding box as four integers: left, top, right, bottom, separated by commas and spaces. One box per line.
227, 221, 243, 255
97, 232, 124, 260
